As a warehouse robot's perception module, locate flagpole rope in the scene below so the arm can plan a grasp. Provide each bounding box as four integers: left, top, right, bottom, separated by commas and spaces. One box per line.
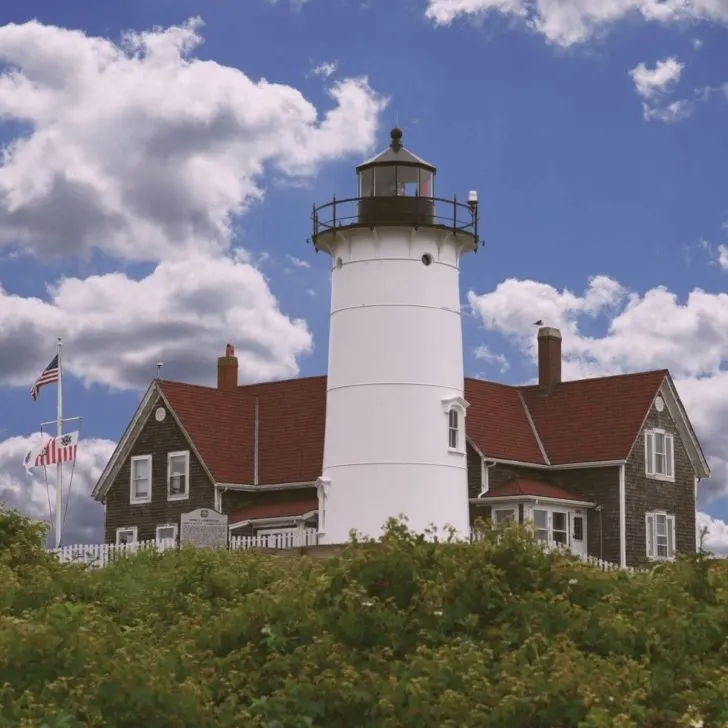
61, 421, 81, 534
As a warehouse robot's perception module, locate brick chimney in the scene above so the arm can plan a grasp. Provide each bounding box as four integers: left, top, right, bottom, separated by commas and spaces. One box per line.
217, 343, 238, 392
537, 327, 562, 391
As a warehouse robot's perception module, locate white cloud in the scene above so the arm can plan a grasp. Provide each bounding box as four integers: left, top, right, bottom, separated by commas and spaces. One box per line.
717, 244, 728, 270
286, 255, 311, 269
0, 18, 386, 262
425, 0, 728, 47
0, 253, 313, 392
629, 57, 690, 122
473, 344, 510, 372
630, 57, 684, 99
468, 275, 728, 503
0, 433, 115, 545
310, 61, 338, 79
698, 511, 728, 555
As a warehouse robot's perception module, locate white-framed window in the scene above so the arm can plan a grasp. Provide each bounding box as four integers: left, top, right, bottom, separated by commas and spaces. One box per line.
448, 409, 459, 450
646, 511, 676, 560
442, 397, 468, 453
532, 508, 568, 545
156, 524, 178, 545
533, 509, 549, 542
116, 526, 138, 545
645, 429, 675, 481
572, 515, 584, 542
167, 451, 190, 500
493, 508, 516, 525
130, 455, 152, 504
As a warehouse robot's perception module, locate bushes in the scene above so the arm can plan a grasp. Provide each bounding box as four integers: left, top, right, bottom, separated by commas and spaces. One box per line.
1, 508, 728, 727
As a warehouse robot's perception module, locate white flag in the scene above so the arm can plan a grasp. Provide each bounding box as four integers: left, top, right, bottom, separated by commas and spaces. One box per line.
23, 438, 49, 476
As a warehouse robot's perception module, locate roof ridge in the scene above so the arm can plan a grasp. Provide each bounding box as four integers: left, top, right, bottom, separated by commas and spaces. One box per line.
517, 390, 550, 465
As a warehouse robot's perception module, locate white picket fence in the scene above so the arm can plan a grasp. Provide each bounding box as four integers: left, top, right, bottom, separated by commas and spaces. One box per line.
48, 528, 319, 569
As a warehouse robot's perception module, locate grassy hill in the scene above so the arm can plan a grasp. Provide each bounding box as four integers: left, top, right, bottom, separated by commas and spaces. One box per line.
1, 508, 727, 727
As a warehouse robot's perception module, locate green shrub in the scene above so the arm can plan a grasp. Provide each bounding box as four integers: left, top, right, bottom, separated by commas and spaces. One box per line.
1, 512, 727, 727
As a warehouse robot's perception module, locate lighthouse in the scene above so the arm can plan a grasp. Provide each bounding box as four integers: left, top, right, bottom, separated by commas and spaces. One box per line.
312, 128, 480, 544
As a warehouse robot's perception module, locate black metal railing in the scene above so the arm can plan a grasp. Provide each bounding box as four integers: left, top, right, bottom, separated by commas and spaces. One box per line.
310, 195, 480, 248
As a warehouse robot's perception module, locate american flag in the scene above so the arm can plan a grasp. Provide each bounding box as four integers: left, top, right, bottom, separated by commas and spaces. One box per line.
30, 355, 59, 400
35, 431, 79, 467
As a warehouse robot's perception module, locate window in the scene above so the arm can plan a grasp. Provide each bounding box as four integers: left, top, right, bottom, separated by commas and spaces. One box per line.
448, 409, 459, 449
167, 451, 190, 500
552, 511, 568, 545
646, 512, 676, 560
116, 526, 138, 545
442, 397, 468, 453
130, 455, 152, 504
494, 508, 516, 525
645, 429, 675, 480
156, 524, 178, 545
572, 516, 584, 542
533, 509, 549, 542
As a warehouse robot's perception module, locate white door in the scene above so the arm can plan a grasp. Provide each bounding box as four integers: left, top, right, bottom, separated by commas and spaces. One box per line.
570, 514, 587, 557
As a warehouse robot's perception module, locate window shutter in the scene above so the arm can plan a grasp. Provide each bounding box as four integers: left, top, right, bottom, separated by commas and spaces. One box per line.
645, 432, 655, 475
665, 435, 674, 478
668, 516, 676, 557
646, 513, 654, 558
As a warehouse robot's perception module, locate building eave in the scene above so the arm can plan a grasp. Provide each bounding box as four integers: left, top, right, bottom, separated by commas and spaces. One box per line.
228, 509, 318, 530
215, 481, 316, 492
470, 495, 596, 508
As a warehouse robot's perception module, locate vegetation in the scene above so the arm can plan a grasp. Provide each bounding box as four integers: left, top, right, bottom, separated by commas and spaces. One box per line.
1, 506, 727, 727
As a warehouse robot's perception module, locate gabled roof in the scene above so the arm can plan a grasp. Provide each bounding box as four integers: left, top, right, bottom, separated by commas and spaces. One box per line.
479, 479, 592, 503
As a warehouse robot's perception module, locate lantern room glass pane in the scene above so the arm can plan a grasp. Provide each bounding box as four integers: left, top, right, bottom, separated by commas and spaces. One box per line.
419, 169, 433, 198
359, 167, 373, 197
397, 166, 419, 196
373, 165, 397, 196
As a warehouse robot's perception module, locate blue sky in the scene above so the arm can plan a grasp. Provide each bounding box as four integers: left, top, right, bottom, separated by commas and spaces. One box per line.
1, 0, 727, 549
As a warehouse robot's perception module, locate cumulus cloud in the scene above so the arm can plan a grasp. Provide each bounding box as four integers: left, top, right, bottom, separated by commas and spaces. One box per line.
425, 0, 728, 47
468, 276, 728, 504
310, 61, 338, 79
0, 433, 115, 546
0, 253, 313, 392
698, 511, 728, 555
629, 57, 690, 122
0, 18, 386, 262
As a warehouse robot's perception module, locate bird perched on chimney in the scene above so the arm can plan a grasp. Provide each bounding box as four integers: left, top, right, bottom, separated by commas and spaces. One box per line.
225, 343, 235, 357
533, 320, 544, 326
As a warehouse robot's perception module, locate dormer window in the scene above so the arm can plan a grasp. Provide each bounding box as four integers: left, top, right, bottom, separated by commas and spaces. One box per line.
645, 429, 674, 481
167, 451, 190, 500
442, 396, 468, 454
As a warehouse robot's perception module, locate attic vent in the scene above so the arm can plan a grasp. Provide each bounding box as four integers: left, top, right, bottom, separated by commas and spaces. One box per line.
155, 407, 167, 422
654, 396, 664, 413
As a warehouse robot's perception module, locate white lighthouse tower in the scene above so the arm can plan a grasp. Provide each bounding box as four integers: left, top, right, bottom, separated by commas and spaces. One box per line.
312, 128, 480, 544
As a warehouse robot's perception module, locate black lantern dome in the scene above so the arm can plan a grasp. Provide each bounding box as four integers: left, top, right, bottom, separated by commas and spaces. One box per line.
356, 128, 436, 227
310, 128, 479, 252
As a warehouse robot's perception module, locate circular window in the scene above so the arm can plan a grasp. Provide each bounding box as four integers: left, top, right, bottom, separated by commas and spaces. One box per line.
155, 407, 167, 422
421, 254, 433, 266
335, 257, 343, 269
654, 396, 664, 412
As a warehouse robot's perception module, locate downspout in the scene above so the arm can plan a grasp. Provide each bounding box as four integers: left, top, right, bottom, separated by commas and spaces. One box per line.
595, 504, 603, 561
619, 464, 627, 568
253, 395, 260, 486
477, 459, 496, 498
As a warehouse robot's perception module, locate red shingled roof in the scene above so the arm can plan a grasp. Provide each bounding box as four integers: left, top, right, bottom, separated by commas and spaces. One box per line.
159, 376, 326, 485
157, 369, 666, 485
481, 479, 590, 502
229, 497, 318, 524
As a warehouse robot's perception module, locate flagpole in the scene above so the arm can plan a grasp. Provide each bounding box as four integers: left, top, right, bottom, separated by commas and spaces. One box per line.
55, 337, 63, 549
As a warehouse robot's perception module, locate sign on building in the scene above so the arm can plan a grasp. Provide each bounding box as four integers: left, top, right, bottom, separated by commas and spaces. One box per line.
180, 508, 229, 549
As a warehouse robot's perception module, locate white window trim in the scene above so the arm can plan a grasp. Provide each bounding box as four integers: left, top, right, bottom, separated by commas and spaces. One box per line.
130, 454, 152, 504
645, 510, 676, 561
156, 523, 178, 544
644, 428, 675, 482
442, 396, 469, 455
167, 450, 190, 501
527, 505, 577, 548
116, 526, 138, 545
